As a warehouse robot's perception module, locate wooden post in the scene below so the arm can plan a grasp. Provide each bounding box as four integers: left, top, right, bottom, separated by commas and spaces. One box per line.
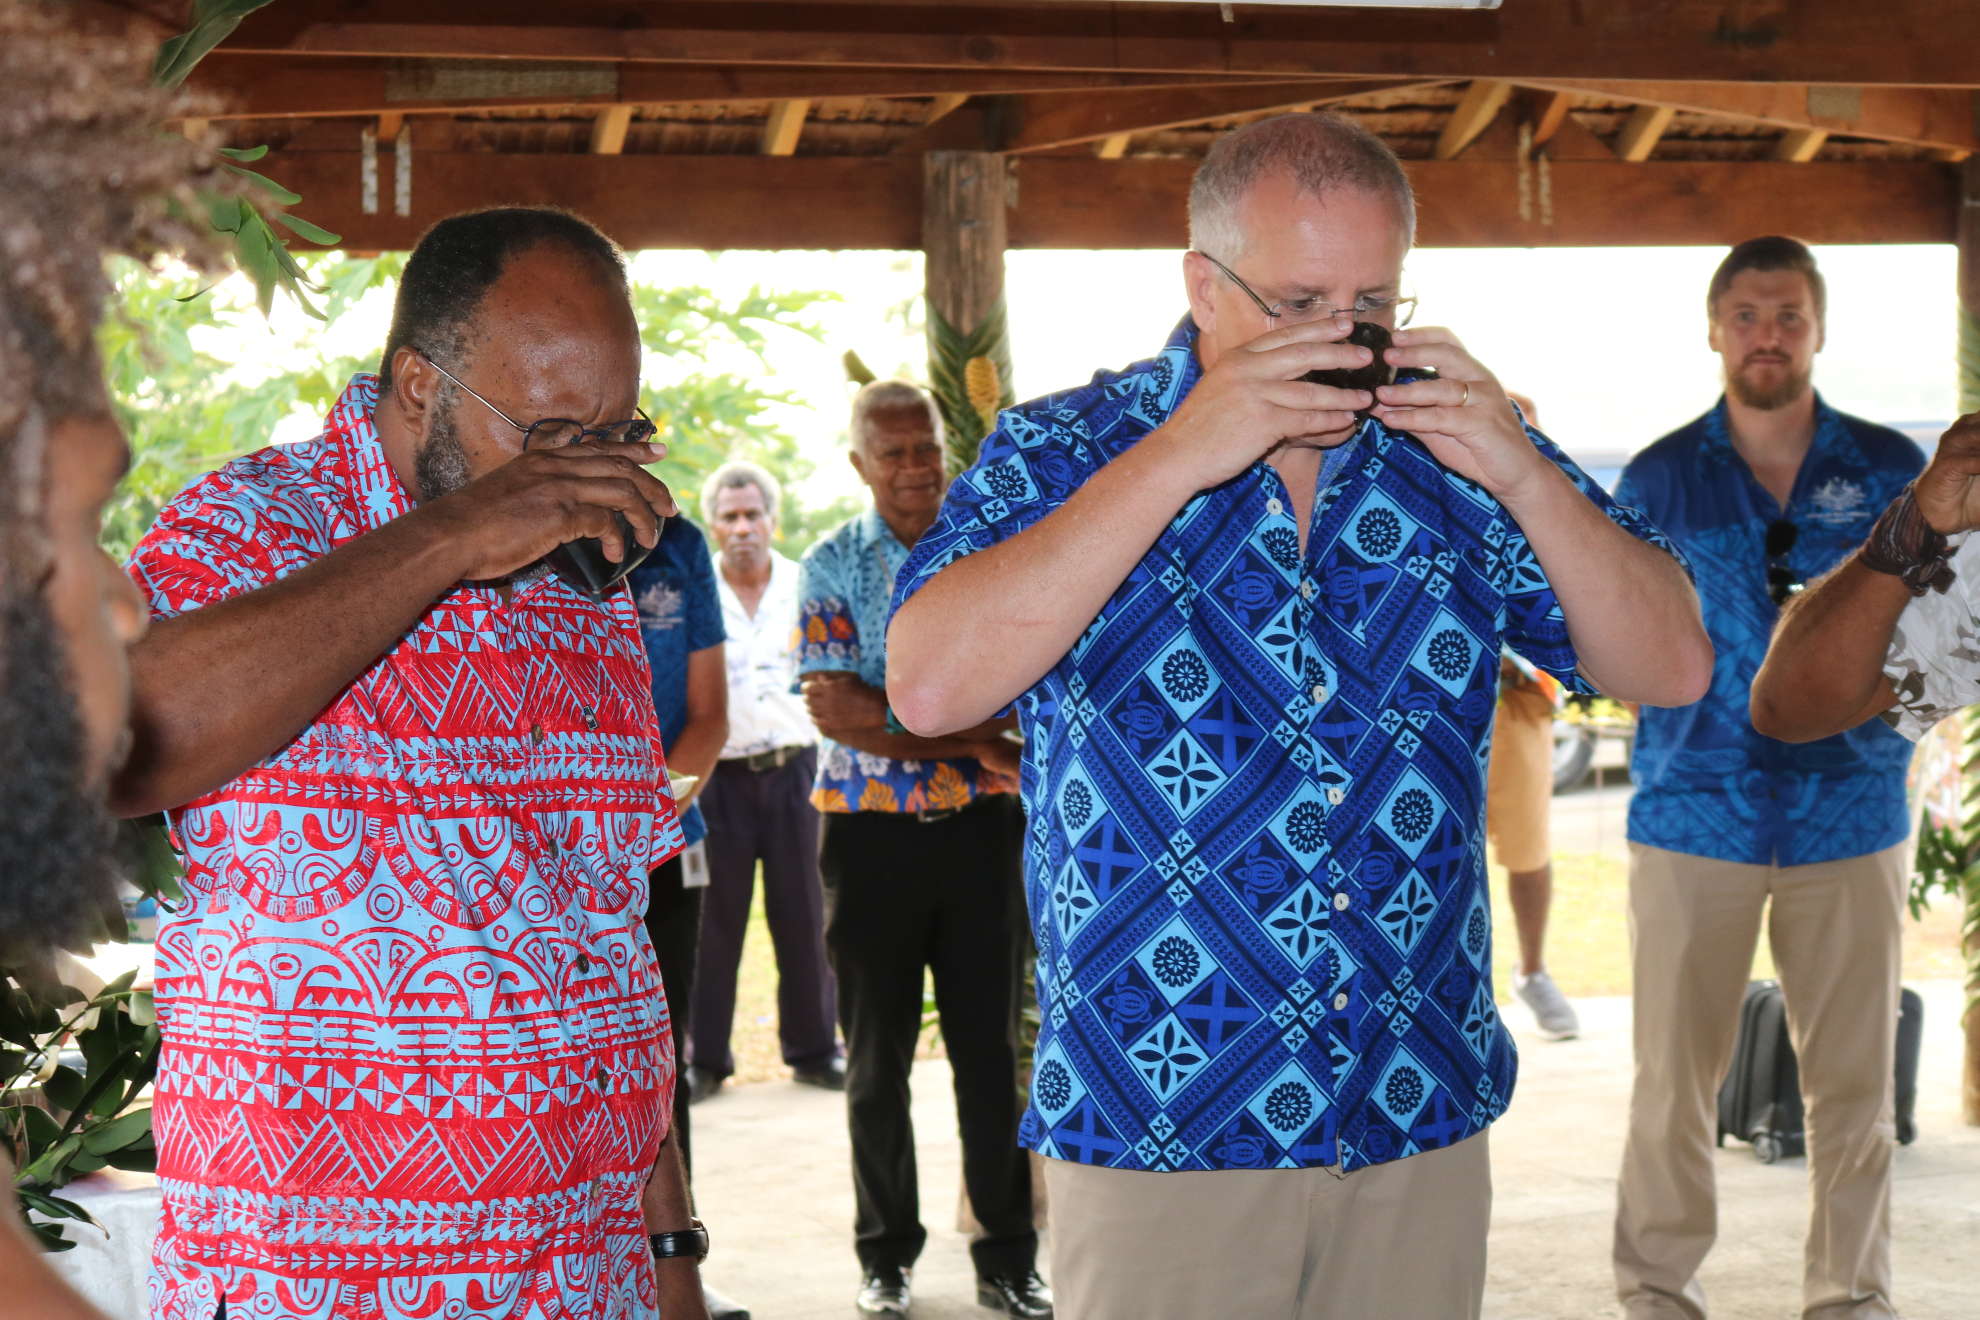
1960, 158, 1980, 415
922, 150, 1015, 474
1956, 157, 1980, 1126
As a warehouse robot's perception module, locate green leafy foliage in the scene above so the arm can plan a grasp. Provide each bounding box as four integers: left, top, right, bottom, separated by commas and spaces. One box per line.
99, 254, 406, 560
3, 965, 165, 1252
157, 1, 341, 318
926, 299, 1015, 477
151, 0, 279, 89
631, 282, 859, 554
1909, 717, 1980, 1042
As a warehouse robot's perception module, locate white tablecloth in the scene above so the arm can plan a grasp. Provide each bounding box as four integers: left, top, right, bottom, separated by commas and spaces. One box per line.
44, 1168, 158, 1320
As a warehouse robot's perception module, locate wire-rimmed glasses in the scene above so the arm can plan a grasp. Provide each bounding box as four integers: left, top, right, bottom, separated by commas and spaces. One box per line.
417, 350, 656, 451
1195, 250, 1418, 327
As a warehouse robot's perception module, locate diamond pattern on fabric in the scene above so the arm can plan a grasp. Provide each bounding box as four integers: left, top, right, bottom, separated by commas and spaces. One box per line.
891, 314, 1684, 1174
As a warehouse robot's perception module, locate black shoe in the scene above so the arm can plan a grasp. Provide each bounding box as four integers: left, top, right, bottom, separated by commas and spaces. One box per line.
976, 1271, 1052, 1318
856, 1266, 912, 1316
793, 1056, 847, 1091
685, 1065, 724, 1105
703, 1280, 750, 1319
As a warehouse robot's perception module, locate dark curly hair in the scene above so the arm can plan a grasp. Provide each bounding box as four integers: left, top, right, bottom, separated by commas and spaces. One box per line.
0, 5, 227, 573
0, 7, 230, 957
378, 207, 627, 388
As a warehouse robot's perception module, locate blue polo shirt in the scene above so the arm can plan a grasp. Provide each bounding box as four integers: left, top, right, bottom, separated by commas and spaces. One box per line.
628, 516, 725, 846
890, 315, 1683, 1173
1616, 395, 1922, 866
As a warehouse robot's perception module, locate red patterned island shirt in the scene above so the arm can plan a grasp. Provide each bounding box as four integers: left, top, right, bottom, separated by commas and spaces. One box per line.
127, 377, 685, 1320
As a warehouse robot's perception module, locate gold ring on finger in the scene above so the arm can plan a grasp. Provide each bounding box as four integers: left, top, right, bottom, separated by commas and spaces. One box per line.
1458, 381, 1471, 407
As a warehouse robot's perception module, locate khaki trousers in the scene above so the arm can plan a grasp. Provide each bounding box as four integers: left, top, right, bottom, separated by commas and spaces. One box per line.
1613, 843, 1906, 1319
1044, 1132, 1491, 1320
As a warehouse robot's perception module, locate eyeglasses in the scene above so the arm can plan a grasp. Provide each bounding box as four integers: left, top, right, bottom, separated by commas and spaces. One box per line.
1766, 519, 1804, 607
417, 351, 656, 451
1195, 251, 1417, 327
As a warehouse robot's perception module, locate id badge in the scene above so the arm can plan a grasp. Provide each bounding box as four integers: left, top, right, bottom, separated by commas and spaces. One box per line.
681, 840, 711, 890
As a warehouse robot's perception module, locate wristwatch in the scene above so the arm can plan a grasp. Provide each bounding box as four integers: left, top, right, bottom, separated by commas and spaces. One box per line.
648, 1218, 710, 1263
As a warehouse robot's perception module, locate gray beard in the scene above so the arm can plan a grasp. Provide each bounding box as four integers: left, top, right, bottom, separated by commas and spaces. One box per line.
414, 390, 471, 502
1726, 361, 1813, 411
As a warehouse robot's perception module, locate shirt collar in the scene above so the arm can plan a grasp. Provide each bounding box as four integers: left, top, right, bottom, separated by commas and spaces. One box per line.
1701, 390, 1845, 462
855, 506, 920, 558
324, 374, 415, 536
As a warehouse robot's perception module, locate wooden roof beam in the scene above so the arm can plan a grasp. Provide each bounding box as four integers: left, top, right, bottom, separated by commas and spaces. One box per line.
1517, 80, 1980, 153
1774, 127, 1829, 162
1435, 80, 1513, 159
1001, 78, 1447, 155
1616, 105, 1675, 162
215, 1, 1980, 88
589, 104, 633, 154
760, 98, 810, 155
1520, 89, 1575, 147
923, 93, 970, 124
262, 151, 1958, 252
178, 56, 1293, 123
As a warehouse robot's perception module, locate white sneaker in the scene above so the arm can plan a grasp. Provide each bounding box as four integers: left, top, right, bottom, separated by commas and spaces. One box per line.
1513, 968, 1580, 1040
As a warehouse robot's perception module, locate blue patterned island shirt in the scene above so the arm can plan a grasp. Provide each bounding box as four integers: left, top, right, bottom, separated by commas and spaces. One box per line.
890, 316, 1684, 1173
1617, 396, 1921, 866
798, 508, 1017, 814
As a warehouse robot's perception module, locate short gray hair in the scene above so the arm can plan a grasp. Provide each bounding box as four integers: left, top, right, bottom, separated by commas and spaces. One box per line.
850, 379, 942, 448
700, 459, 781, 526
1188, 112, 1416, 260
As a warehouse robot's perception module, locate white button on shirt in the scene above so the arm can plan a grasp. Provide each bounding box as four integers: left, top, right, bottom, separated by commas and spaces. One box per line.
714, 549, 818, 758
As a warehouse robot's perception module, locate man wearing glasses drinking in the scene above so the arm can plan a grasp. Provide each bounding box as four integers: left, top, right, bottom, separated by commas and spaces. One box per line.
886, 113, 1709, 1319
1610, 236, 1921, 1320
115, 208, 711, 1320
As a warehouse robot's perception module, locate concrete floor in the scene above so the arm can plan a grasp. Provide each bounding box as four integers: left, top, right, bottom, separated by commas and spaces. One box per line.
693, 981, 1980, 1320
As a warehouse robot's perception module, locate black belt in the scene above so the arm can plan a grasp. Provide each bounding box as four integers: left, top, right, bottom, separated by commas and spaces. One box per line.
723, 745, 808, 773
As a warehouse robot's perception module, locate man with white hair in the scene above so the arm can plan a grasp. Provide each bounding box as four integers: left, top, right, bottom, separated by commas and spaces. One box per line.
688, 461, 841, 1104
798, 382, 1046, 1318
887, 112, 1710, 1318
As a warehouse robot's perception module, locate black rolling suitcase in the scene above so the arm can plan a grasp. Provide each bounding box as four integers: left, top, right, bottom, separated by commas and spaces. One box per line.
1717, 980, 1804, 1163
1716, 979, 1924, 1164
1894, 986, 1924, 1146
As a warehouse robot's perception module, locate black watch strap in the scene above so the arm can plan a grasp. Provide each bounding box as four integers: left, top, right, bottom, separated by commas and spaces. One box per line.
648, 1218, 710, 1262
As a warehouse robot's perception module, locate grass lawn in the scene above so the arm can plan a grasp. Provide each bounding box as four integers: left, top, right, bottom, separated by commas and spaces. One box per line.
713, 850, 1972, 1085
1485, 851, 1970, 1004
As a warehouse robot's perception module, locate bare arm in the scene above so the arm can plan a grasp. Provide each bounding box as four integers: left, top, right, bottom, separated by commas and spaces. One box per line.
1749, 555, 1906, 742
640, 1125, 710, 1320
889, 321, 1373, 736
666, 644, 729, 806
1751, 413, 1980, 741
1497, 461, 1712, 706
802, 673, 1011, 762
112, 442, 676, 817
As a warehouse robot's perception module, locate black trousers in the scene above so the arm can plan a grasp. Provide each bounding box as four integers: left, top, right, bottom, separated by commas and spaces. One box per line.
645, 854, 703, 1177
821, 795, 1036, 1279
693, 748, 838, 1078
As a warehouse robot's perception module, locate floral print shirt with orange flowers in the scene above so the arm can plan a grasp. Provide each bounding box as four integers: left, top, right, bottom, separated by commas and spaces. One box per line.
795, 508, 1017, 814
